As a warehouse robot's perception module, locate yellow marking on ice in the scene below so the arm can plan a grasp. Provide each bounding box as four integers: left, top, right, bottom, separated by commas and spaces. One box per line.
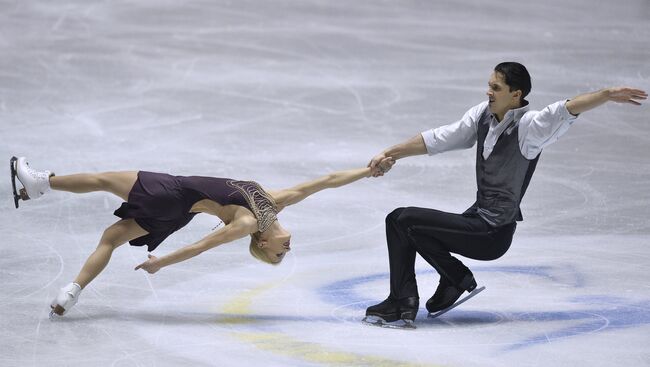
220, 279, 448, 367
234, 332, 445, 367
218, 283, 278, 324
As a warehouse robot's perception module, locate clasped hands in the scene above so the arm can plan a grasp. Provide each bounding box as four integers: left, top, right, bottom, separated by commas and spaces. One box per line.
368, 153, 396, 177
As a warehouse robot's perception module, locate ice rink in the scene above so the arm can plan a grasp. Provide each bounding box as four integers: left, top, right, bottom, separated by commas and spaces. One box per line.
1, 1, 649, 366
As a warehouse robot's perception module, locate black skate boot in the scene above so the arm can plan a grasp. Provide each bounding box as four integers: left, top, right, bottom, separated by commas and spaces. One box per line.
362, 296, 419, 329
364, 296, 400, 322
426, 273, 477, 313
426, 273, 485, 318
398, 296, 419, 323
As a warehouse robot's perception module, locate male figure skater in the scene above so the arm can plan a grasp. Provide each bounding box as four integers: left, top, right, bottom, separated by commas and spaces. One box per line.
363, 62, 647, 328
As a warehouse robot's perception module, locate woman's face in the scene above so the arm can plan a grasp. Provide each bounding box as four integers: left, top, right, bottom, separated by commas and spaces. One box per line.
259, 223, 291, 264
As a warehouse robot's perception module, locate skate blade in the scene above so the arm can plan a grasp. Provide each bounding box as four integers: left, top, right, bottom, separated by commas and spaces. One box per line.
362, 316, 416, 330
9, 157, 30, 208
427, 286, 486, 319
10, 157, 19, 208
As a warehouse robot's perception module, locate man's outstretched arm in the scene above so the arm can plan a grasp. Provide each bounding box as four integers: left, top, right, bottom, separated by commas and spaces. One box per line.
368, 102, 484, 177
566, 87, 647, 116
368, 135, 427, 176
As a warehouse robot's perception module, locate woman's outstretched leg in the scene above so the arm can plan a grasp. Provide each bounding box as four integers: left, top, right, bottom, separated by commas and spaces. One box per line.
51, 219, 148, 317
12, 156, 138, 203
50, 171, 138, 201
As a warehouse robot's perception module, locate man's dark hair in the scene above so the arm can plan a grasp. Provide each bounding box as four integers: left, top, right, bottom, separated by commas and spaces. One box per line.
494, 62, 531, 103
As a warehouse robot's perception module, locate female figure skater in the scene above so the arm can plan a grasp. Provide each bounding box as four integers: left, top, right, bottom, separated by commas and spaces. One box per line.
10, 156, 393, 317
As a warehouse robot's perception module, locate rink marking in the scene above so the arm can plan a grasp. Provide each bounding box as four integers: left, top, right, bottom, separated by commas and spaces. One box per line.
220, 283, 278, 324
221, 283, 446, 367
318, 266, 650, 351
233, 332, 445, 367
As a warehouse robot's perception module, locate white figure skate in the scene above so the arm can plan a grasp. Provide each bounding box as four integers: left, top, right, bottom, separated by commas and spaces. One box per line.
50, 283, 82, 319
10, 156, 53, 208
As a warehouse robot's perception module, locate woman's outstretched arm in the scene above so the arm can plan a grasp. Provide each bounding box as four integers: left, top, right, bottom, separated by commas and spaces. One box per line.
134, 216, 256, 273
272, 165, 384, 208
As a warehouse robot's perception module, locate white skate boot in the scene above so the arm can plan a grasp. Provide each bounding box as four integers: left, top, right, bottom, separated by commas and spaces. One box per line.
50, 282, 82, 319
10, 156, 53, 208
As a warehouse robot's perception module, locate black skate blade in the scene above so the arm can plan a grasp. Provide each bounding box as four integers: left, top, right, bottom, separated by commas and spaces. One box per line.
427, 286, 486, 319
9, 156, 19, 209
362, 315, 416, 330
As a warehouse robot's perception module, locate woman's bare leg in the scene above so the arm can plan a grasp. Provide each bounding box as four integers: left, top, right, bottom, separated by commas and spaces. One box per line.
49, 171, 138, 201
74, 218, 148, 288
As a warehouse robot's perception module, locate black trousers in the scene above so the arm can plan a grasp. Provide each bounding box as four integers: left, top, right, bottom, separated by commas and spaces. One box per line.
386, 207, 516, 299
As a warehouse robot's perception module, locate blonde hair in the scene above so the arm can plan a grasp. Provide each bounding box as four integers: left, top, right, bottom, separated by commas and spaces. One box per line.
248, 232, 279, 265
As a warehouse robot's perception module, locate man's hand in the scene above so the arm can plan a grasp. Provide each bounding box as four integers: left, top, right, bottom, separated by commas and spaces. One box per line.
135, 254, 161, 274
368, 153, 395, 177
607, 87, 647, 105
367, 135, 428, 177
368, 152, 386, 172
567, 86, 647, 115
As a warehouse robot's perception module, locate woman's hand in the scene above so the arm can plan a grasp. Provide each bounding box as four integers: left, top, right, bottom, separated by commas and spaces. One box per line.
368, 152, 387, 172
368, 153, 395, 177
134, 254, 161, 274
371, 156, 396, 177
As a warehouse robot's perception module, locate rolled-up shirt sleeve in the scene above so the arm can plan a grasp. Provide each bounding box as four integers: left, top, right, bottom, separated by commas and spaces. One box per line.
519, 100, 579, 159
421, 101, 485, 156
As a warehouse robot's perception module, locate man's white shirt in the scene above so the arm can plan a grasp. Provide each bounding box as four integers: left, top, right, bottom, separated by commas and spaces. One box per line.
421, 100, 579, 160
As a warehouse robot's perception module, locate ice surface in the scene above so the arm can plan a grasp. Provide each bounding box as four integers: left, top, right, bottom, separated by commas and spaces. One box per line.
1, 1, 649, 366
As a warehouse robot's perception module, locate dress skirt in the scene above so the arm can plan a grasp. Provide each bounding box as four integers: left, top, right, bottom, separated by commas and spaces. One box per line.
114, 171, 197, 252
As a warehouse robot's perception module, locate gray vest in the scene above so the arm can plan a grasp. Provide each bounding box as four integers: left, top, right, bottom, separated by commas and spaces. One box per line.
463, 108, 539, 227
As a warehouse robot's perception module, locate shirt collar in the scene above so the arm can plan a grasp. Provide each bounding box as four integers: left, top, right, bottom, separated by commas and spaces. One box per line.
490, 101, 530, 126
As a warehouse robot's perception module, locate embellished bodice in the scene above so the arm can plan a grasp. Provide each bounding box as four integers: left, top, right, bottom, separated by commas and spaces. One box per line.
226, 180, 278, 232
178, 175, 278, 233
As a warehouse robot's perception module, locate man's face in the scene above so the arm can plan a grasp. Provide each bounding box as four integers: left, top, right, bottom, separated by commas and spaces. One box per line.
486, 71, 521, 120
